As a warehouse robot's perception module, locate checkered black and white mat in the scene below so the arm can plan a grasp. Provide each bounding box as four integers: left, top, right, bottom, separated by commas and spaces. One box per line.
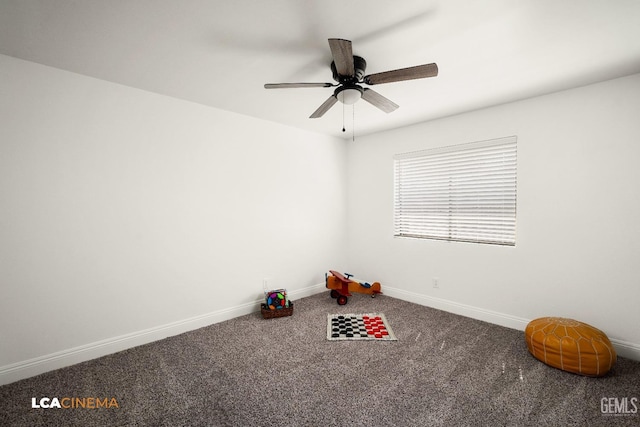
327, 313, 397, 341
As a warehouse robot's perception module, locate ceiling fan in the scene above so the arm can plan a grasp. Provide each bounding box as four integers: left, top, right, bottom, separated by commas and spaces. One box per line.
264, 38, 438, 118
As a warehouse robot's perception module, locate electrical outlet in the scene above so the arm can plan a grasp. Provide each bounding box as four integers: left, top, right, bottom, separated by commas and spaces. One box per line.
263, 278, 272, 291
433, 278, 439, 289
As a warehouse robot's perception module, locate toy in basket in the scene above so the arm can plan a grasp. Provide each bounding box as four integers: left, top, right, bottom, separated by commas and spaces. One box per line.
261, 288, 294, 319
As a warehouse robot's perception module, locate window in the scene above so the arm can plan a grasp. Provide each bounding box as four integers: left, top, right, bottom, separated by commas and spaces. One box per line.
394, 136, 517, 246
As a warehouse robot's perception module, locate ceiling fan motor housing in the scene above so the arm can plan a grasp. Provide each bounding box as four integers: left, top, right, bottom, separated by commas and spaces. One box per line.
331, 55, 367, 83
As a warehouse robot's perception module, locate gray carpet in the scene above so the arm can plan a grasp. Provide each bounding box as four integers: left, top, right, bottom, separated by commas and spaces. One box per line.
1, 292, 639, 426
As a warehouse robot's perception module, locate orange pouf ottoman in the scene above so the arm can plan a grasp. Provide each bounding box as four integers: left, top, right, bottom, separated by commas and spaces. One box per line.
525, 317, 616, 377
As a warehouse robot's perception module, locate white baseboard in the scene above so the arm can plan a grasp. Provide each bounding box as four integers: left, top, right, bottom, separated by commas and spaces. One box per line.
608, 339, 640, 362
0, 283, 326, 386
288, 282, 327, 300
382, 285, 640, 362
382, 285, 531, 330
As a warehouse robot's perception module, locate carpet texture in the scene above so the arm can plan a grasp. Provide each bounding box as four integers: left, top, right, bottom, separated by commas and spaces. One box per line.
1, 293, 639, 426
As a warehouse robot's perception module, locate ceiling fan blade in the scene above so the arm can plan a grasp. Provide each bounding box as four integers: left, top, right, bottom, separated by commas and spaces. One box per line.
361, 88, 399, 113
309, 95, 338, 118
328, 38, 355, 78
363, 63, 438, 85
264, 82, 334, 89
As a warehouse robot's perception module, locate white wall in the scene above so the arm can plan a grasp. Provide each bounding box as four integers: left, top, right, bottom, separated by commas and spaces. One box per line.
346, 73, 640, 359
0, 54, 347, 383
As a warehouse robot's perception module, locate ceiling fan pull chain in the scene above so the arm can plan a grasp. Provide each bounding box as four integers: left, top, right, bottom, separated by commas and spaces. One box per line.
352, 104, 355, 142
342, 101, 346, 133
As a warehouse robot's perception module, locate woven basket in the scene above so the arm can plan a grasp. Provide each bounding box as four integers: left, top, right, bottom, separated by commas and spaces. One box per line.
261, 302, 294, 319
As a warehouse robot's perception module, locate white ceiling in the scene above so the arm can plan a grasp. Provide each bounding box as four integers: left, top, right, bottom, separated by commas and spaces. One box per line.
2, 0, 640, 139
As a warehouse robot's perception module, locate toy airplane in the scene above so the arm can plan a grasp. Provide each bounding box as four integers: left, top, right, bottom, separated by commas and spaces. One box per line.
325, 270, 382, 305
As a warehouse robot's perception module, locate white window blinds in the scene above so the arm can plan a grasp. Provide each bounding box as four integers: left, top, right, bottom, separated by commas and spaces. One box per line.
394, 136, 517, 246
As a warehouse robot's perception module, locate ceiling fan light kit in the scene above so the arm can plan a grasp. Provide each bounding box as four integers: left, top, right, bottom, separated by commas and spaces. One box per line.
335, 85, 362, 105
264, 38, 438, 120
